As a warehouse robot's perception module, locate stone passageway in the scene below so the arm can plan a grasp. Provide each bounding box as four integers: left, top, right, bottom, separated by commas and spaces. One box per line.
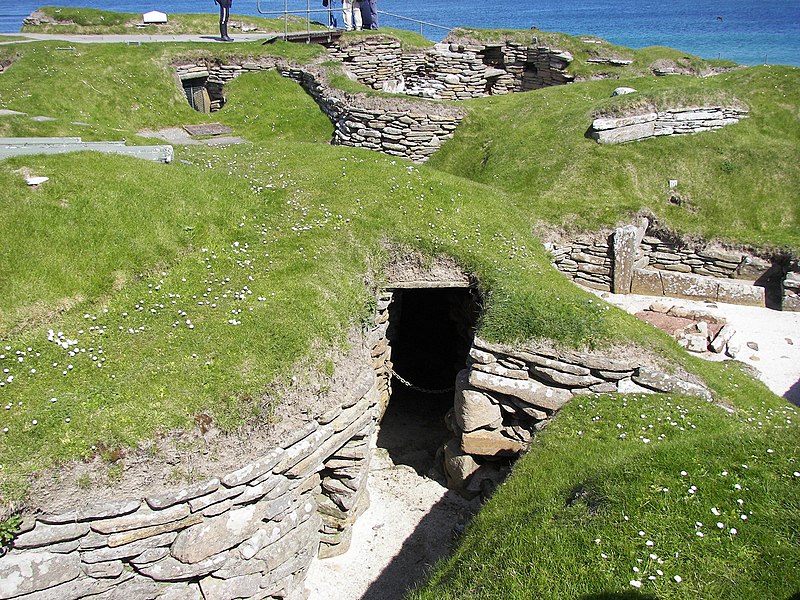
305, 286, 481, 599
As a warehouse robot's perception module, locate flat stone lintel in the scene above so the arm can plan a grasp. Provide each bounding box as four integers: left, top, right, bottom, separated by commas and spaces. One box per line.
384, 280, 471, 289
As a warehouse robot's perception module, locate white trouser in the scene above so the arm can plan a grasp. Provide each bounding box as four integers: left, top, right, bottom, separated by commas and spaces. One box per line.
342, 0, 362, 30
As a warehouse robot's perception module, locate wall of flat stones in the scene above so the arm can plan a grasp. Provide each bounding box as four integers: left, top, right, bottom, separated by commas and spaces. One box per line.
547, 235, 614, 291
174, 59, 463, 163
327, 37, 574, 100
546, 225, 799, 310
443, 337, 712, 494
589, 106, 749, 144
0, 362, 383, 600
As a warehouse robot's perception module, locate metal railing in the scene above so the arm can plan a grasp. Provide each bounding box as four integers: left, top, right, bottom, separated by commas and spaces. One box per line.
255, 0, 450, 39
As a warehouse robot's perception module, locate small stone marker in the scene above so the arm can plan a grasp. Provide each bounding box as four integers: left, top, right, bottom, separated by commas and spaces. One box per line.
669, 179, 678, 189
143, 11, 168, 24
611, 87, 637, 97
26, 176, 48, 186
183, 123, 234, 137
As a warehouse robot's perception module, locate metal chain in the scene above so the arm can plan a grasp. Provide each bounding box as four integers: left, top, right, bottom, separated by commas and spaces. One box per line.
388, 367, 455, 395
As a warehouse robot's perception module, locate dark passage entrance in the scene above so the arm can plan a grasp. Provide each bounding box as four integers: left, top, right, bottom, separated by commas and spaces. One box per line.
378, 286, 481, 476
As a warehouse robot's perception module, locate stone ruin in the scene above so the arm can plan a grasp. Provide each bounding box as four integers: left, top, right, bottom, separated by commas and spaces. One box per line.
547, 219, 800, 312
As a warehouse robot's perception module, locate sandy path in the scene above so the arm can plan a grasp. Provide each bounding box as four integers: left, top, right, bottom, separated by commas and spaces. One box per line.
305, 446, 478, 600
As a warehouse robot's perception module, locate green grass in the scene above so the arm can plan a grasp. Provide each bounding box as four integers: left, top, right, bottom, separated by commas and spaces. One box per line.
0, 29, 798, 596
21, 7, 323, 35
0, 41, 325, 140
411, 384, 800, 598
428, 66, 800, 251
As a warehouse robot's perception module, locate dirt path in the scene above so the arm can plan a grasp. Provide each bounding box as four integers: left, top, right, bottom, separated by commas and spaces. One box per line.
305, 445, 477, 600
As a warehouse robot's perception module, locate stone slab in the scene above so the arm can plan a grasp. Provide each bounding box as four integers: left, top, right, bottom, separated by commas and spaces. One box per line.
468, 368, 571, 411
631, 268, 664, 296
91, 503, 190, 535
461, 429, 526, 457
13, 521, 89, 549
146, 478, 220, 510
182, 123, 233, 136
660, 270, 720, 301
0, 552, 81, 599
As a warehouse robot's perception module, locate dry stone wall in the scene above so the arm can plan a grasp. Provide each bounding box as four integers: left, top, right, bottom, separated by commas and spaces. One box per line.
0, 371, 382, 600
546, 222, 799, 310
327, 36, 574, 100
443, 337, 712, 495
173, 59, 463, 163
589, 106, 749, 144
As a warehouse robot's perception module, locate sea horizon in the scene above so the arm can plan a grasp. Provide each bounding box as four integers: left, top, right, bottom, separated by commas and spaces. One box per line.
1, 0, 798, 67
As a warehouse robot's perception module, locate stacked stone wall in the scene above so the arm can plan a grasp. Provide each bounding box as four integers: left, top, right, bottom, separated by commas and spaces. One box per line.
548, 236, 614, 291
547, 225, 799, 310
589, 106, 749, 144
443, 337, 711, 495
174, 59, 463, 163
327, 37, 574, 100
0, 360, 383, 600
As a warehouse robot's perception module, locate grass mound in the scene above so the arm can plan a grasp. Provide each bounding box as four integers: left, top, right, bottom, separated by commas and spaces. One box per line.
0, 29, 798, 595
412, 384, 799, 598
429, 66, 800, 251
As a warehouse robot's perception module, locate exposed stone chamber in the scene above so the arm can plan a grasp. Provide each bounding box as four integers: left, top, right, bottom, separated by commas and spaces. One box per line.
173, 58, 464, 163
328, 36, 574, 100
588, 106, 749, 144
547, 220, 800, 311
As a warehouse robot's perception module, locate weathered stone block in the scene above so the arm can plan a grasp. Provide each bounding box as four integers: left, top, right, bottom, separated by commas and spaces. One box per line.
0, 552, 81, 599
461, 429, 526, 456
631, 268, 664, 295
632, 367, 712, 400
13, 521, 89, 549
91, 504, 190, 535
468, 367, 572, 411
38, 500, 141, 525
82, 531, 178, 564
135, 552, 229, 581
454, 380, 503, 432
716, 279, 765, 306
660, 270, 719, 301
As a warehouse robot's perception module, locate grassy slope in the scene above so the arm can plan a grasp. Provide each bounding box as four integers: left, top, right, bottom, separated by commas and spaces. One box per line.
0, 33, 798, 595
21, 6, 322, 35
411, 383, 799, 599
428, 66, 800, 251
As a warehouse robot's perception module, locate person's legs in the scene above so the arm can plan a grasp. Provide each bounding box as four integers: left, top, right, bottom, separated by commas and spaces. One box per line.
219, 5, 232, 40
342, 0, 353, 30
368, 0, 378, 28
352, 0, 363, 30
359, 1, 372, 30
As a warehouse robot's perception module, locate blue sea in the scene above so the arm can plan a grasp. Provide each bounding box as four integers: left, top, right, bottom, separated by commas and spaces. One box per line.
1, 0, 798, 66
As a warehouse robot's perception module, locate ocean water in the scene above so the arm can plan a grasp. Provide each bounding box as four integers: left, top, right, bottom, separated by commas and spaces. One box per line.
1, 0, 798, 66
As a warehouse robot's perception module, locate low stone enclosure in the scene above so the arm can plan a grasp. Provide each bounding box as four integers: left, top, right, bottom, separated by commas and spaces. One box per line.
175, 58, 464, 163
546, 219, 800, 312
327, 35, 575, 99
588, 106, 749, 144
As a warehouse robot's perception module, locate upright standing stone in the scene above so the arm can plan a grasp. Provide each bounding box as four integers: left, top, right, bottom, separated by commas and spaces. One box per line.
613, 225, 639, 293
